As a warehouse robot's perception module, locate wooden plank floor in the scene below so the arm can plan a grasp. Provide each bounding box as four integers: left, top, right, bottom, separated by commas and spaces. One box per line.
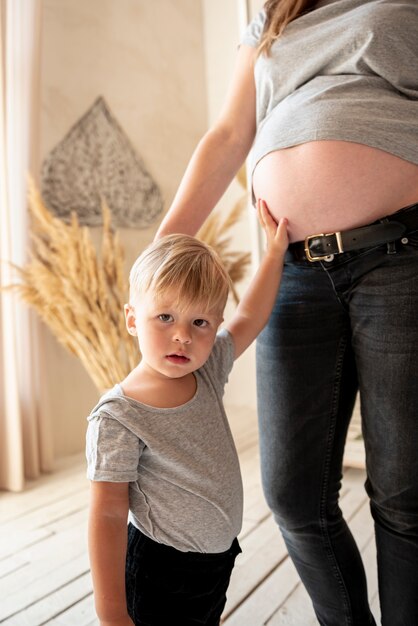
0, 405, 380, 626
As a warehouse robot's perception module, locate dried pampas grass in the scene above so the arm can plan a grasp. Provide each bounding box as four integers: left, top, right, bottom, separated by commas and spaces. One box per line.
9, 175, 251, 391
10, 179, 139, 391
197, 165, 251, 304
197, 197, 251, 304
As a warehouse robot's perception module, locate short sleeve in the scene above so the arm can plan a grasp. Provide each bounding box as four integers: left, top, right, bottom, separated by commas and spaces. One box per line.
240, 10, 266, 47
203, 329, 235, 391
86, 413, 143, 482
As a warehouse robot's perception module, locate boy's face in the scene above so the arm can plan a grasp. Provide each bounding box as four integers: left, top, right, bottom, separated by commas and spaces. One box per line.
125, 288, 224, 380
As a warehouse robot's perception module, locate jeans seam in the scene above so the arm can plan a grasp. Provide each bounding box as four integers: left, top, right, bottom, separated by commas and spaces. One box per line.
319, 332, 353, 626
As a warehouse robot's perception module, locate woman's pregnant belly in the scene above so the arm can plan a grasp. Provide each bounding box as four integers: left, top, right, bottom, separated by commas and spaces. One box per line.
252, 141, 418, 243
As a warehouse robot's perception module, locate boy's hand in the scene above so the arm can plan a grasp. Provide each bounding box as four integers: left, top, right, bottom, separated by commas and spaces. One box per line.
100, 617, 135, 626
226, 198, 289, 359
257, 199, 289, 259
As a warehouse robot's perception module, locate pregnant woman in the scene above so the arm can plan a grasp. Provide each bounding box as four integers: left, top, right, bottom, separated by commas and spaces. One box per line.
156, 1, 418, 624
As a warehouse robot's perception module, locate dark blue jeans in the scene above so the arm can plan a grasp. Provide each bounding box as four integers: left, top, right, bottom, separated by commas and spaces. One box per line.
125, 523, 241, 626
256, 215, 418, 626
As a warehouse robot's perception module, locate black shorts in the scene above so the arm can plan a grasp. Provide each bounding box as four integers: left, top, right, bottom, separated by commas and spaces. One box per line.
125, 523, 241, 626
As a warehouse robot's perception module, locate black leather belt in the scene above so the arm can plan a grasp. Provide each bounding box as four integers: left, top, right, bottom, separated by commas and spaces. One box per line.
288, 202, 418, 262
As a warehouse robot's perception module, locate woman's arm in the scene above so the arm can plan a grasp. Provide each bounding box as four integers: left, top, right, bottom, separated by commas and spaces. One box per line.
227, 201, 289, 360
156, 44, 257, 238
88, 481, 134, 626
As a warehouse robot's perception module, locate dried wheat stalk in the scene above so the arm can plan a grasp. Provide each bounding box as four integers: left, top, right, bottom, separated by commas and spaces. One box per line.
9, 179, 139, 391
197, 179, 251, 304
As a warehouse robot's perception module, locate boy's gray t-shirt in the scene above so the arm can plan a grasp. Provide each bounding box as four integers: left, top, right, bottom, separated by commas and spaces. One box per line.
86, 329, 243, 554
241, 0, 418, 186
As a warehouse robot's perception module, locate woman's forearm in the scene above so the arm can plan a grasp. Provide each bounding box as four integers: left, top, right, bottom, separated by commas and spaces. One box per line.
156, 44, 257, 238
156, 125, 252, 238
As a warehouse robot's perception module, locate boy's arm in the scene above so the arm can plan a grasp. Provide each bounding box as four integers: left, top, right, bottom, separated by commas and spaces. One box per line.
226, 201, 288, 360
88, 481, 134, 626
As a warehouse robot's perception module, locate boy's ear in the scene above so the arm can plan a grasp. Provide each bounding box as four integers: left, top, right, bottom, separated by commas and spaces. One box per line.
124, 304, 137, 336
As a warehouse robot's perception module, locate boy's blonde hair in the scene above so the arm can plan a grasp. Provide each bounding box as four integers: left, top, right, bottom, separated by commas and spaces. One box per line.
129, 234, 231, 314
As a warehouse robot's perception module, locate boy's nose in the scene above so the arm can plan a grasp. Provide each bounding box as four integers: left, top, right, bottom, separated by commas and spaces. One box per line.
173, 327, 192, 344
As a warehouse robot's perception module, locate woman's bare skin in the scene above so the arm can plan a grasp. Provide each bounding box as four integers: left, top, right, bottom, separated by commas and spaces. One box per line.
253, 140, 418, 242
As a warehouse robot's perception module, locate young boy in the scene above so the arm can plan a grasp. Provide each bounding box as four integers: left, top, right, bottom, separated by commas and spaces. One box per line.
86, 200, 288, 626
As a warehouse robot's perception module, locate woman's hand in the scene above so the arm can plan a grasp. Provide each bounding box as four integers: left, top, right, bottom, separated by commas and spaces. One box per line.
257, 198, 289, 259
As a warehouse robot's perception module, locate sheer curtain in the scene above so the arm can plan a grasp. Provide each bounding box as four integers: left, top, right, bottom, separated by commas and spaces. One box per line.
0, 0, 53, 492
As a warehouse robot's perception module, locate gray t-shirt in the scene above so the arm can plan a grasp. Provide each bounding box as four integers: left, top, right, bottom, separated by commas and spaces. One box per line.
86, 329, 243, 554
242, 0, 418, 182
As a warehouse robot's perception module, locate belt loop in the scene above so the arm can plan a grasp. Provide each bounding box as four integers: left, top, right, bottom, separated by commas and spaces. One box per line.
380, 217, 397, 255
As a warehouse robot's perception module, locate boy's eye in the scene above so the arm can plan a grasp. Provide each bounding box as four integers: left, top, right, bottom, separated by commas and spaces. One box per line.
194, 319, 208, 328
158, 314, 173, 323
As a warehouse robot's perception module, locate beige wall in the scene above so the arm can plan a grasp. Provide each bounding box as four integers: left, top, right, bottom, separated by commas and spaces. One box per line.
40, 0, 208, 457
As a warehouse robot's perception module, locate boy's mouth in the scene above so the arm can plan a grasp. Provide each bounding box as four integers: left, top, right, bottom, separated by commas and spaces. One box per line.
166, 353, 191, 364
